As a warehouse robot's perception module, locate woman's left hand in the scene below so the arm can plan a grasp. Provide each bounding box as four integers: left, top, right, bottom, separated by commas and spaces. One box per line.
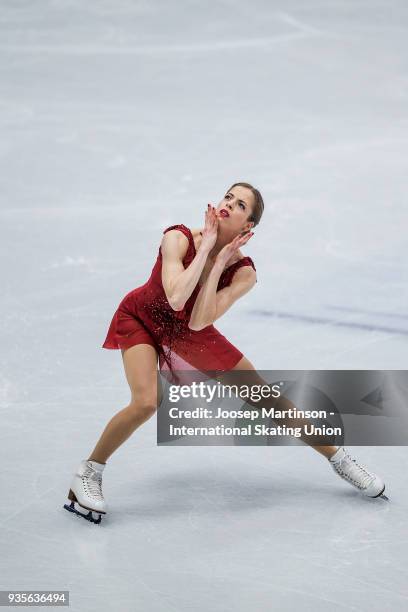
215, 230, 254, 268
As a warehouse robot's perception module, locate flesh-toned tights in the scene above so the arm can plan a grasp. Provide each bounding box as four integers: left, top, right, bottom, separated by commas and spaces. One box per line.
88, 344, 338, 464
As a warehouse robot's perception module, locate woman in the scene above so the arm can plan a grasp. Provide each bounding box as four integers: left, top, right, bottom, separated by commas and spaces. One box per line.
64, 182, 387, 524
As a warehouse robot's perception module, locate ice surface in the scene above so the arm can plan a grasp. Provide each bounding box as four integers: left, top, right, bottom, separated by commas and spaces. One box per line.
0, 1, 407, 610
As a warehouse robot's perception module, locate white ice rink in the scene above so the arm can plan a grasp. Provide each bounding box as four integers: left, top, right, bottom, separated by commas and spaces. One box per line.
1, 1, 407, 610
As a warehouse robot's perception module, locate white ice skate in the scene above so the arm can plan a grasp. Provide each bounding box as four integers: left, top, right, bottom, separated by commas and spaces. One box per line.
63, 460, 107, 524
329, 447, 388, 500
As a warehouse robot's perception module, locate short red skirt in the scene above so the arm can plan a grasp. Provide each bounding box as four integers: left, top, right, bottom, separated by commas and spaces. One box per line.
102, 307, 243, 372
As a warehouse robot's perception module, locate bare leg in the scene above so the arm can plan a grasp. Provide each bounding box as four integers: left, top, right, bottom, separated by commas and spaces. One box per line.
218, 356, 339, 460
88, 344, 160, 464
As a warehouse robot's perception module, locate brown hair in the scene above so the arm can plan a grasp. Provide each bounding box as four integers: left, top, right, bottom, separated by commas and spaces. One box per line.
227, 181, 264, 227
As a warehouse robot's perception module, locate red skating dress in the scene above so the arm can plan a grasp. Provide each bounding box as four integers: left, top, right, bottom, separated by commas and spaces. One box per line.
102, 224, 256, 377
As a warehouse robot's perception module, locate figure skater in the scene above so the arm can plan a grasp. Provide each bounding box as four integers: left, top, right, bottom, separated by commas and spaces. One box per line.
63, 182, 387, 524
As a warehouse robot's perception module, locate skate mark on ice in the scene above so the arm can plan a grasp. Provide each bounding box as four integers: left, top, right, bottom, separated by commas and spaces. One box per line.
326, 305, 408, 321
251, 310, 408, 336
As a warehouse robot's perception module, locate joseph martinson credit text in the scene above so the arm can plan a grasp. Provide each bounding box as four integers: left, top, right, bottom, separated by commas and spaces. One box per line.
165, 382, 341, 439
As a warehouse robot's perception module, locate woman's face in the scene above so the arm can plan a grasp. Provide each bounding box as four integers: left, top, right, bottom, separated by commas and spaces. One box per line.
215, 185, 255, 234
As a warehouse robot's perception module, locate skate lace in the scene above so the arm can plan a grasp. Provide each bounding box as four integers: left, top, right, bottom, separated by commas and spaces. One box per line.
82, 465, 104, 501
334, 455, 374, 490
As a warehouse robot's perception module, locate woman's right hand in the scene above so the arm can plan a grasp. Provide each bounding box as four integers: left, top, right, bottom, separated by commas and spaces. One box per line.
199, 204, 218, 252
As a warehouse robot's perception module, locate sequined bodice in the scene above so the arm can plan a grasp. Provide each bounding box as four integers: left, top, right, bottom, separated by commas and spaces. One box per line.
118, 224, 256, 374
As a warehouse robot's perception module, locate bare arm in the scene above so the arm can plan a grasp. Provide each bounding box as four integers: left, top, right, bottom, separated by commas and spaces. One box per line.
188, 264, 257, 330
187, 260, 223, 329
188, 229, 255, 330
161, 231, 210, 311
161, 205, 218, 311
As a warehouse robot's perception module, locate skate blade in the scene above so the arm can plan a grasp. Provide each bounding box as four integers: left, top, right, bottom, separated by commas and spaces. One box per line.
63, 501, 103, 524
369, 485, 389, 501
